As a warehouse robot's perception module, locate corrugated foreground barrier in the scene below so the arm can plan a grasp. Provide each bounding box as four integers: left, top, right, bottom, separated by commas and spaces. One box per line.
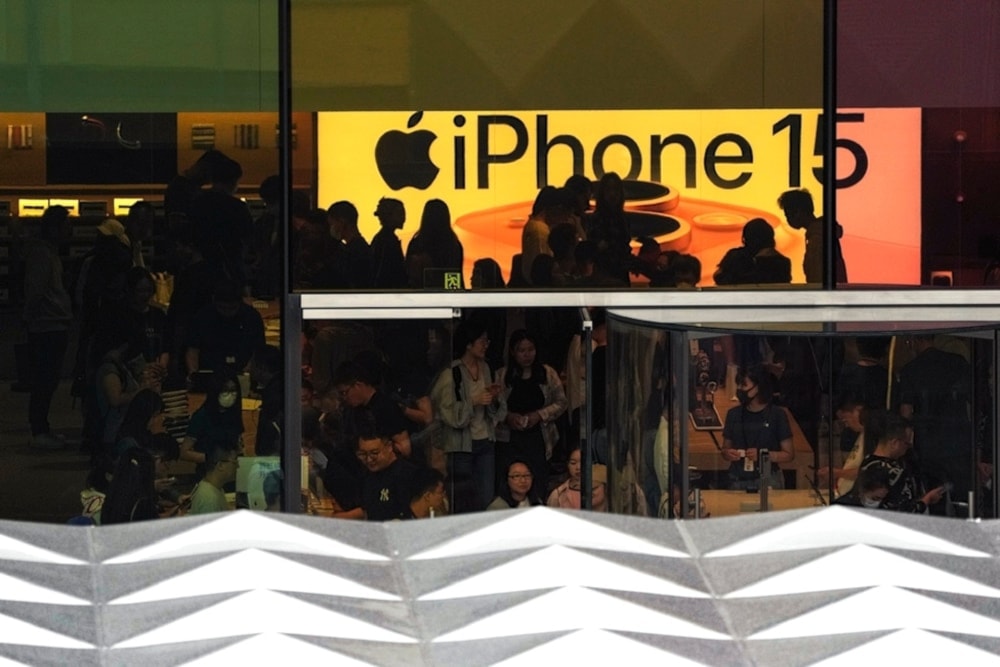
2, 506, 1000, 666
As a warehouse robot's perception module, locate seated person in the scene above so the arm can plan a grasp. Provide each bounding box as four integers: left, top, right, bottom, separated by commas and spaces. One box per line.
714, 218, 792, 285
546, 448, 608, 511
858, 411, 944, 513
100, 448, 161, 525
114, 389, 174, 460
188, 442, 240, 514
488, 460, 544, 510
180, 371, 243, 465
834, 464, 892, 509
407, 467, 447, 518
346, 434, 418, 521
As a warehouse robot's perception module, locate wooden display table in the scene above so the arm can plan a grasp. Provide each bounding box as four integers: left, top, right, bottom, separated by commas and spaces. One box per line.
687, 390, 815, 488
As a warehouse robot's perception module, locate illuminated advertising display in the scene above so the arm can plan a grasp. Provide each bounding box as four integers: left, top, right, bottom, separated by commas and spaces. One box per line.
318, 108, 920, 286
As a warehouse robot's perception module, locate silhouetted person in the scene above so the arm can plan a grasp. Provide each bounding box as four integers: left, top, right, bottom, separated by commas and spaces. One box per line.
248, 174, 284, 298
547, 222, 580, 286
585, 172, 632, 285
714, 218, 792, 285
778, 188, 847, 284
329, 200, 373, 289
293, 208, 348, 289
406, 199, 464, 288
370, 197, 408, 289
190, 153, 253, 288
164, 149, 227, 219
23, 205, 73, 449
125, 201, 155, 269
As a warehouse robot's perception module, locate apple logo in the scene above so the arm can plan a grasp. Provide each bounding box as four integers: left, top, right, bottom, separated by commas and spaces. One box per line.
375, 111, 439, 190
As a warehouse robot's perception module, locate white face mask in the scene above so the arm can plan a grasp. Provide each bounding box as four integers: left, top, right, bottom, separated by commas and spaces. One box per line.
861, 496, 882, 509
218, 392, 238, 409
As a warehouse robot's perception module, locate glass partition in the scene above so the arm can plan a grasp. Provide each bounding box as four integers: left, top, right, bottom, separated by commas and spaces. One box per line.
291, 0, 826, 292
0, 1, 284, 522
837, 1, 1000, 287
608, 313, 997, 520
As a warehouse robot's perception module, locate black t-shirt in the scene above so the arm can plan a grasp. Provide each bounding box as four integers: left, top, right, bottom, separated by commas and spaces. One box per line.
347, 390, 409, 443
362, 458, 418, 521
723, 404, 792, 479
186, 302, 265, 373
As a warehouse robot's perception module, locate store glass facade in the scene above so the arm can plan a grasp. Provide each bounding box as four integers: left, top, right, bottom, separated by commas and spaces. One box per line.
1, 1, 999, 523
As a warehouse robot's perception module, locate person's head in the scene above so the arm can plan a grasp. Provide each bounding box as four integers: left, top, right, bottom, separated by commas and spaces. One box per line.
594, 172, 625, 213
249, 344, 283, 391
778, 189, 815, 229
547, 222, 580, 262
356, 434, 396, 473
671, 253, 702, 287
453, 319, 490, 361
506, 329, 543, 380
471, 258, 505, 288
741, 218, 776, 253
836, 396, 865, 433
332, 360, 377, 408
301, 379, 315, 408
573, 240, 598, 275
147, 434, 180, 480
408, 466, 447, 518
418, 199, 452, 236
374, 197, 405, 230
877, 412, 914, 459
96, 217, 131, 248
258, 174, 282, 206
124, 266, 155, 312
591, 464, 608, 511
205, 370, 241, 413
736, 364, 775, 407
126, 201, 155, 243
328, 200, 359, 237
567, 447, 582, 482
185, 149, 227, 185
211, 156, 243, 194
39, 205, 70, 244
563, 174, 593, 216
205, 442, 240, 485
529, 253, 555, 287
637, 237, 660, 264
856, 336, 890, 361
212, 278, 243, 319
856, 465, 891, 508
531, 186, 561, 217
590, 307, 608, 345
117, 389, 165, 443
505, 460, 534, 502
102, 447, 157, 524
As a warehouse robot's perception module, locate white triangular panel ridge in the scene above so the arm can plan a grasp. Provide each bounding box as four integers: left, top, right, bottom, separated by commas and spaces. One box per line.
433, 586, 727, 642
726, 544, 1000, 598
177, 633, 378, 666
0, 611, 93, 649
113, 589, 417, 648
411, 507, 686, 560
0, 533, 86, 565
807, 628, 1000, 666
706, 507, 989, 558
0, 656, 33, 667
0, 571, 90, 605
419, 544, 707, 600
751, 586, 1000, 639
104, 511, 388, 564
109, 548, 400, 604
492, 629, 712, 666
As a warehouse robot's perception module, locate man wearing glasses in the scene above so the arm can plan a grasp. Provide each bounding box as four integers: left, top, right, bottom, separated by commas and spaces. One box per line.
189, 442, 240, 514
357, 434, 418, 521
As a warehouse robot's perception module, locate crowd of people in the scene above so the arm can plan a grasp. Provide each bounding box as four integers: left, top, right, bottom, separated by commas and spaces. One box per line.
17, 145, 861, 524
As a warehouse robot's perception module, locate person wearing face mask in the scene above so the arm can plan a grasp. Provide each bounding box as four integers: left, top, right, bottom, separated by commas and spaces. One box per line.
180, 372, 243, 465
834, 465, 891, 509
720, 364, 795, 490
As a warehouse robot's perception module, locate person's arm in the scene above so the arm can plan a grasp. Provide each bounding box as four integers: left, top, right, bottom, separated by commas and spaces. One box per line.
430, 367, 472, 429
402, 396, 434, 426
179, 436, 206, 464
538, 365, 569, 422
185, 347, 200, 375
720, 436, 743, 462
900, 403, 914, 420
330, 507, 365, 520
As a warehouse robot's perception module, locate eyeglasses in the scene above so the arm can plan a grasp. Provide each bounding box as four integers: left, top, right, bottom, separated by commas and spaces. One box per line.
337, 382, 357, 398
357, 447, 387, 461
508, 473, 532, 480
